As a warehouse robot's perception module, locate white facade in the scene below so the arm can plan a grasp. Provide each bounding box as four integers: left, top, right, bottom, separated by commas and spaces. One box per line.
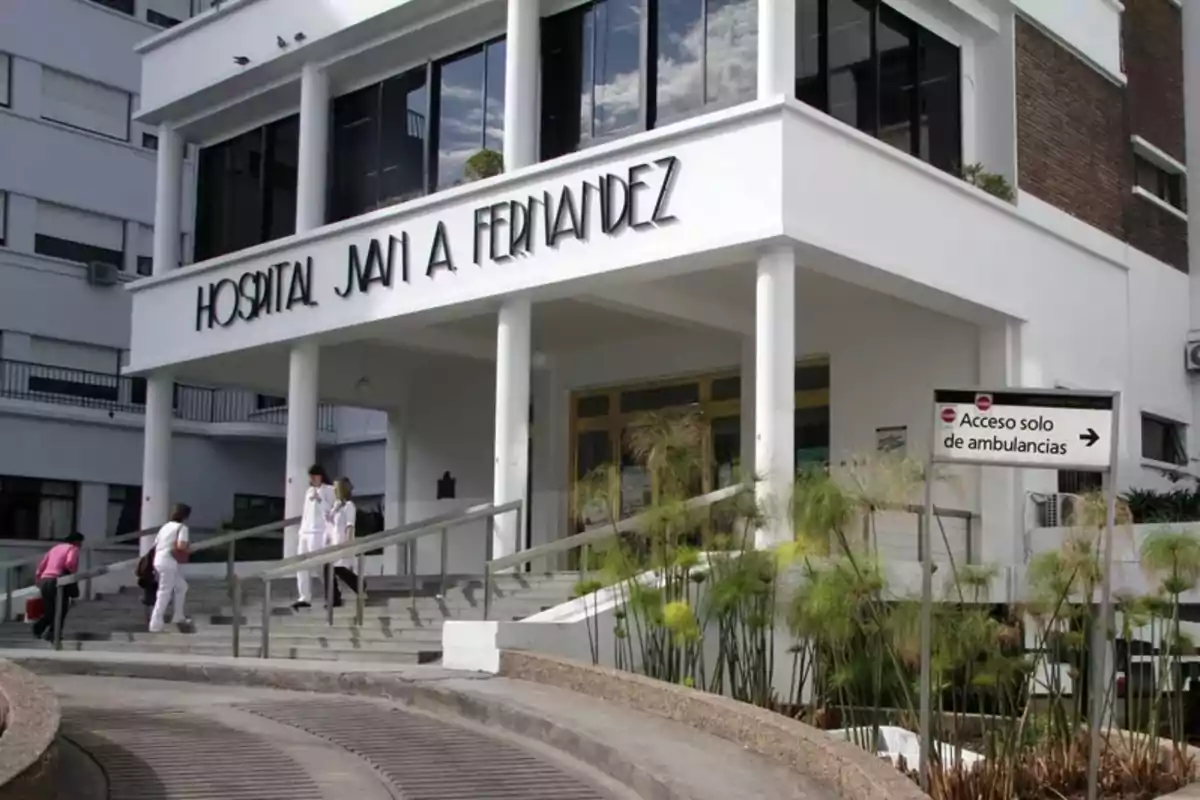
111, 0, 1196, 576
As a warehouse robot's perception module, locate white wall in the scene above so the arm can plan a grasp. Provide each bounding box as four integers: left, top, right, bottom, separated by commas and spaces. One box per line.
0, 412, 286, 532
0, 0, 151, 95
1010, 0, 1124, 82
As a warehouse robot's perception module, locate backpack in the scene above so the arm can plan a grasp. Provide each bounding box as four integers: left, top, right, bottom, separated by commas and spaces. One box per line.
135, 551, 156, 585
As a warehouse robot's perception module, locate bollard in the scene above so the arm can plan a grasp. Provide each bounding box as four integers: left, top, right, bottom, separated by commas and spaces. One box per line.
355, 552, 365, 627
231, 578, 241, 658
261, 578, 271, 659
53, 582, 65, 651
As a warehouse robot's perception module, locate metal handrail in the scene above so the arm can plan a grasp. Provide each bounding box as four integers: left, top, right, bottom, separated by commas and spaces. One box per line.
49, 516, 300, 651
236, 500, 522, 659
483, 483, 752, 620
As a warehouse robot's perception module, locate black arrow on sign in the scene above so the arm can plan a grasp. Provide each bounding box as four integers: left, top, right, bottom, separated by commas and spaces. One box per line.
1079, 428, 1100, 447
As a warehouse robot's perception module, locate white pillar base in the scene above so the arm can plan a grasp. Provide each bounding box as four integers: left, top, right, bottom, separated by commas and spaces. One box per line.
283, 343, 320, 558
139, 371, 173, 555
754, 246, 796, 549
493, 296, 532, 562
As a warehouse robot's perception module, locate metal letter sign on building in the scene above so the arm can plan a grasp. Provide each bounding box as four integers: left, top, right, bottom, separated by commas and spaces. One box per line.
932, 389, 1115, 470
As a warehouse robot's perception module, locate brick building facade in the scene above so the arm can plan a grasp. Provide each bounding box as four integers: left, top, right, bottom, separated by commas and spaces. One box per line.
1015, 1, 1188, 272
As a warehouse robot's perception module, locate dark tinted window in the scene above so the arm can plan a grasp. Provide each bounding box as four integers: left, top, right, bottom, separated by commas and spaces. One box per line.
34, 235, 122, 268
794, 0, 960, 174
195, 115, 298, 261
577, 395, 611, 418
619, 383, 701, 413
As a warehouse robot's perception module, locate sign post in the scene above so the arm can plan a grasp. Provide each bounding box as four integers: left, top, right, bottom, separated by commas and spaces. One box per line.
920, 389, 1119, 800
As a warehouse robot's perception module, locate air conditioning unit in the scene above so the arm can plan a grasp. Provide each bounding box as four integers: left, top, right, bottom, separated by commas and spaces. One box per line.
87, 261, 119, 287
1186, 340, 1200, 373
1031, 492, 1081, 528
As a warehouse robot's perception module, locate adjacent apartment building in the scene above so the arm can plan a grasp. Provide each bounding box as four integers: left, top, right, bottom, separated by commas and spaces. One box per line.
0, 0, 388, 574
3, 0, 1197, 584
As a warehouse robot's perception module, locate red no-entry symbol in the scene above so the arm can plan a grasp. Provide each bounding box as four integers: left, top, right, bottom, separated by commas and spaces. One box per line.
975, 394, 993, 412
940, 407, 956, 423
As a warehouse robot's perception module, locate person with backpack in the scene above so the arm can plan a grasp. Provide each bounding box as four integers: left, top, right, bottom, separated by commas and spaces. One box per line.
325, 477, 362, 608
31, 531, 84, 641
148, 503, 192, 633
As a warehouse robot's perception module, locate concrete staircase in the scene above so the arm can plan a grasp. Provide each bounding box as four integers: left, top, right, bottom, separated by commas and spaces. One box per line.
0, 572, 581, 664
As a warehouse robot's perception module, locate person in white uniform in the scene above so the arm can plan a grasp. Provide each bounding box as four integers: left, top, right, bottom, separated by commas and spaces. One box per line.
325, 478, 362, 608
149, 503, 192, 633
293, 464, 335, 610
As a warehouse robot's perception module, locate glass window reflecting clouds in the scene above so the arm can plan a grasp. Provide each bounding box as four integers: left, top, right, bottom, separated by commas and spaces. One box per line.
327, 37, 505, 223
542, 0, 757, 160
435, 39, 507, 191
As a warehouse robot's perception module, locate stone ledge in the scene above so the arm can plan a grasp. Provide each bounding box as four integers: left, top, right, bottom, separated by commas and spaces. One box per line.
498, 649, 930, 800
0, 660, 60, 800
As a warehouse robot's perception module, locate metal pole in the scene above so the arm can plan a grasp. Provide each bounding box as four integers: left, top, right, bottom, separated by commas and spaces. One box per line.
5, 567, 11, 622
484, 515, 495, 619
231, 578, 241, 658
261, 578, 271, 659
439, 527, 448, 598
1087, 392, 1121, 800
84, 548, 93, 601
483, 565, 492, 621
918, 399, 937, 793
226, 539, 236, 601
355, 552, 365, 627
53, 582, 65, 651
582, 543, 591, 578
326, 559, 335, 626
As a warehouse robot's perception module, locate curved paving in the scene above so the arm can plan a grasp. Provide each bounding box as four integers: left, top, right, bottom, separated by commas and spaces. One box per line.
52, 677, 620, 800
238, 699, 608, 800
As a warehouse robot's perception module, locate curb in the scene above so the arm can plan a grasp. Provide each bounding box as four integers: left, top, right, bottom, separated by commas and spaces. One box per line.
499, 650, 931, 800
0, 660, 60, 800
9, 655, 694, 800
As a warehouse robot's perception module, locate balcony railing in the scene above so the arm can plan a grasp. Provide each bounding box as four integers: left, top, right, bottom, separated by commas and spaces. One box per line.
0, 359, 335, 432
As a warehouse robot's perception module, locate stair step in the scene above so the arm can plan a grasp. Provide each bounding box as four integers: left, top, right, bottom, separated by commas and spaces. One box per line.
0, 638, 431, 662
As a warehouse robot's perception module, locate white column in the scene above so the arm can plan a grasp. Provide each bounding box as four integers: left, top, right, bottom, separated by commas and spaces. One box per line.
283, 342, 320, 558
754, 246, 796, 549
139, 375, 172, 554
503, 0, 540, 171
152, 125, 183, 271
140, 125, 184, 554
757, 0, 797, 100
295, 63, 330, 232
383, 408, 408, 575
493, 296, 532, 560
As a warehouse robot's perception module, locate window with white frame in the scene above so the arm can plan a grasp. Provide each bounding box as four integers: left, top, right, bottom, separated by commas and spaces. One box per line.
0, 53, 10, 108
41, 68, 131, 141
1132, 136, 1187, 216
0, 192, 7, 247
1141, 413, 1188, 467
34, 201, 124, 267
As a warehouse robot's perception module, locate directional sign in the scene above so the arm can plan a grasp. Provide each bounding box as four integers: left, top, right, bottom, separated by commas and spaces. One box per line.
933, 389, 1115, 471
